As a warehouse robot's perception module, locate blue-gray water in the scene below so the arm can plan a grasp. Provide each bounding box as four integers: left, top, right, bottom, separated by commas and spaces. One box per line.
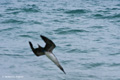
0, 0, 120, 80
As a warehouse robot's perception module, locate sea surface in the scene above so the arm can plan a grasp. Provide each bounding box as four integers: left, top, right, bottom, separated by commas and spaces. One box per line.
0, 0, 120, 80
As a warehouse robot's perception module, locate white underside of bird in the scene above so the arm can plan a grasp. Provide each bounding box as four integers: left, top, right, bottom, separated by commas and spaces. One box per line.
45, 52, 60, 67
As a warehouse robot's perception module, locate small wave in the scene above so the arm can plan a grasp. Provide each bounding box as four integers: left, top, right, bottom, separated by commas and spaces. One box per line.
1, 19, 42, 25
22, 5, 40, 13
27, 31, 39, 34
69, 29, 88, 33
104, 14, 120, 19
6, 7, 19, 11
90, 26, 105, 29
92, 13, 120, 19
109, 63, 120, 67
0, 53, 24, 57
116, 4, 120, 6
61, 59, 73, 64
5, 4, 40, 14
55, 28, 88, 35
109, 52, 120, 56
93, 14, 103, 17
0, 27, 16, 32
19, 35, 32, 38
21, 4, 40, 13
2, 19, 25, 24
65, 9, 90, 14
111, 14, 120, 18
67, 49, 81, 53
0, 14, 3, 17
67, 49, 88, 53
82, 62, 105, 69
52, 8, 65, 12
5, 7, 21, 15
28, 20, 42, 24
106, 7, 120, 11
92, 14, 105, 19
0, 28, 13, 32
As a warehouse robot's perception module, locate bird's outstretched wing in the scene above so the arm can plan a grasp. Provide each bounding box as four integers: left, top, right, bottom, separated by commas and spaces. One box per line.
29, 41, 44, 56
40, 35, 56, 52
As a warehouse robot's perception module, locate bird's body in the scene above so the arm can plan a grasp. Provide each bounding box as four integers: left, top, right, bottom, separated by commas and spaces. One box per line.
29, 35, 66, 74
45, 52, 60, 67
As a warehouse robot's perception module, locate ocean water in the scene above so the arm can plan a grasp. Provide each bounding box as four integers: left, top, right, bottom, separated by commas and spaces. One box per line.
0, 0, 120, 80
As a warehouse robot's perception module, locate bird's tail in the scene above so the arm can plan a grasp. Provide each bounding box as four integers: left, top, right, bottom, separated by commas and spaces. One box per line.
58, 64, 66, 74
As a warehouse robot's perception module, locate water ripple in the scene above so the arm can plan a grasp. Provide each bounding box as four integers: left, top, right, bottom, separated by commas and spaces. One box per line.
67, 49, 88, 53
5, 4, 40, 14
1, 19, 42, 25
109, 63, 120, 67
5, 7, 22, 15
89, 26, 105, 29
82, 62, 105, 69
92, 13, 120, 19
0, 53, 24, 57
65, 9, 90, 14
54, 28, 88, 35
2, 19, 25, 24
21, 4, 40, 13
109, 52, 120, 56
19, 34, 32, 38
0, 27, 19, 32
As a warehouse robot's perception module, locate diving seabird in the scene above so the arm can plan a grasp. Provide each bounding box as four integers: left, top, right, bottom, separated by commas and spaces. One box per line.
29, 35, 66, 74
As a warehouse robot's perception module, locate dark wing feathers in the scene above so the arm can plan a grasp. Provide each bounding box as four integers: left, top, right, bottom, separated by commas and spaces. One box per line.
29, 41, 36, 54
29, 41, 44, 56
29, 35, 56, 56
40, 35, 56, 52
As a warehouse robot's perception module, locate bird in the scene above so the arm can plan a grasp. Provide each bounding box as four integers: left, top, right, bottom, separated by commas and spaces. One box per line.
29, 35, 66, 74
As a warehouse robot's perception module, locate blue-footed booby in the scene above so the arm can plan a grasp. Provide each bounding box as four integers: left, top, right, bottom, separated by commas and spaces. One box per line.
29, 35, 66, 74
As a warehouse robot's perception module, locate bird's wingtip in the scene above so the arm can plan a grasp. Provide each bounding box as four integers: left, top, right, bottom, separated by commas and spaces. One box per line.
40, 35, 44, 38
29, 41, 32, 45
29, 41, 31, 43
